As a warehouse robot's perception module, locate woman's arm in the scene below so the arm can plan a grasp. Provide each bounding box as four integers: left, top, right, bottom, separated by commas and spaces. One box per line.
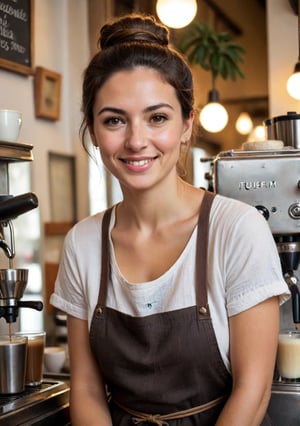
67, 315, 112, 426
216, 296, 279, 426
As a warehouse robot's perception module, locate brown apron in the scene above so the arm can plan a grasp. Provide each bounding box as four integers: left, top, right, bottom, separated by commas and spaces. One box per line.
89, 191, 271, 425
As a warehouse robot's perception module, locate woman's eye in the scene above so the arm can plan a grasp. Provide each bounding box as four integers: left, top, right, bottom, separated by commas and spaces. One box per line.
151, 114, 167, 124
104, 116, 124, 126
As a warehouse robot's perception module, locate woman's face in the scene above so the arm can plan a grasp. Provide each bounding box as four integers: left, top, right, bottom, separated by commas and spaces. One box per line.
91, 67, 194, 192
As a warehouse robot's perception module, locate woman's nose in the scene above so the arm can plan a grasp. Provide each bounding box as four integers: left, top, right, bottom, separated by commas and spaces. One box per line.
125, 123, 147, 151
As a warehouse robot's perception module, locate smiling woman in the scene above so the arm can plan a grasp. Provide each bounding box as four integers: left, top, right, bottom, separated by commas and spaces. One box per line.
50, 12, 289, 426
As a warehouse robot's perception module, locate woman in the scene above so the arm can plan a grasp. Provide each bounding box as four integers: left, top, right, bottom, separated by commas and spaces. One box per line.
50, 13, 290, 425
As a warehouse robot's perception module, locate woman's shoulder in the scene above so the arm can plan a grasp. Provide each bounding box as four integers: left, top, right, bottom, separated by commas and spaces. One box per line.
212, 193, 262, 222
71, 211, 104, 233
65, 207, 114, 246
210, 193, 271, 239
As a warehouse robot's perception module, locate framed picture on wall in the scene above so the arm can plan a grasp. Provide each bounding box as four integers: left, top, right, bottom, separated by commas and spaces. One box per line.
48, 152, 77, 223
34, 66, 61, 121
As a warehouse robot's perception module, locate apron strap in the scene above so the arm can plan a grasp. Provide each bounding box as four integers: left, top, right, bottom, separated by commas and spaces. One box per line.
98, 206, 114, 307
195, 190, 215, 313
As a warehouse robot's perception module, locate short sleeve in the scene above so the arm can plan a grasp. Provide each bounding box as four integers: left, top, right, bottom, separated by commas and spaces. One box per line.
209, 196, 290, 317
50, 212, 104, 321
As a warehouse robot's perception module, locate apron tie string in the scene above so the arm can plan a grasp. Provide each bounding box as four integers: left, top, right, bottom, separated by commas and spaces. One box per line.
132, 414, 169, 425
114, 394, 228, 425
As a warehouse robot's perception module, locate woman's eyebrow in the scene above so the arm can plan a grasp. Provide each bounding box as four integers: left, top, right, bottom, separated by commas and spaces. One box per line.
97, 103, 174, 116
97, 107, 124, 116
144, 103, 174, 113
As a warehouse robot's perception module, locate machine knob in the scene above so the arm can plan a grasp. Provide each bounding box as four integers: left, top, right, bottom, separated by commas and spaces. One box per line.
289, 203, 300, 219
255, 205, 270, 221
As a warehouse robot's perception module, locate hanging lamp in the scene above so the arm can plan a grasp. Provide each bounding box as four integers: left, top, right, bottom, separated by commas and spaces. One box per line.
199, 89, 228, 133
235, 112, 253, 135
156, 0, 197, 29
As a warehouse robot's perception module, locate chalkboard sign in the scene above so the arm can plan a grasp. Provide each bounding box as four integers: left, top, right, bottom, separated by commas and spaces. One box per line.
0, 0, 34, 75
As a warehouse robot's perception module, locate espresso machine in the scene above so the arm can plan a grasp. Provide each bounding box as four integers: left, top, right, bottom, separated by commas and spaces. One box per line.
212, 111, 300, 424
213, 112, 300, 327
0, 140, 70, 425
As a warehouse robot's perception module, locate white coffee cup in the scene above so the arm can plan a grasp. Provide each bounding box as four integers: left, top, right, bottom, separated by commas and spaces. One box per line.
44, 346, 66, 373
0, 110, 22, 142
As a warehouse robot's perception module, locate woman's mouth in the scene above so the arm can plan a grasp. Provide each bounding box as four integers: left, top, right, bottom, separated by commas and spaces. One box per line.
120, 156, 158, 171
123, 159, 153, 166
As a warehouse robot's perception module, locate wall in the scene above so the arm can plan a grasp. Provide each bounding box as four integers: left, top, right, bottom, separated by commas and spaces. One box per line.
0, 0, 90, 225
267, 0, 299, 117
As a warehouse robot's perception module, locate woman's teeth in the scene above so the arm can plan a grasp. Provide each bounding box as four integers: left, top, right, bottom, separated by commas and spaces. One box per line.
125, 159, 152, 166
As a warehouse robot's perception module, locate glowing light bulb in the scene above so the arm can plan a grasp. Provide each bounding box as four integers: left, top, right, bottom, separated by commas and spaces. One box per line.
235, 112, 253, 135
247, 125, 265, 142
156, 0, 197, 29
199, 102, 228, 133
287, 72, 300, 100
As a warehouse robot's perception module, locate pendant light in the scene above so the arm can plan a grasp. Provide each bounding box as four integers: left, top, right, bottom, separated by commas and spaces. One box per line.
156, 0, 197, 29
199, 89, 228, 133
247, 124, 265, 142
235, 112, 253, 135
287, 0, 300, 99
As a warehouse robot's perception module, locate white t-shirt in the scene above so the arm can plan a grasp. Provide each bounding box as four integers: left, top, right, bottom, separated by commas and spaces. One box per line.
50, 194, 290, 371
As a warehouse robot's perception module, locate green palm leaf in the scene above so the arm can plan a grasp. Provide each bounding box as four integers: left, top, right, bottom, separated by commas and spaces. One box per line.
179, 23, 245, 82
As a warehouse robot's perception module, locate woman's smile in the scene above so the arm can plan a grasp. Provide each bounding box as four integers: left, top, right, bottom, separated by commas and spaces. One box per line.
120, 156, 158, 172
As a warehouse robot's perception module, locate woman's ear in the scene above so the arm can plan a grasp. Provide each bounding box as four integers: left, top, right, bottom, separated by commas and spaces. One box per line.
88, 126, 98, 148
182, 111, 194, 143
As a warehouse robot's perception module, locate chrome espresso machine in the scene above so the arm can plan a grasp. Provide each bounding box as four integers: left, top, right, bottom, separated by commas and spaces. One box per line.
213, 111, 300, 425
0, 140, 70, 425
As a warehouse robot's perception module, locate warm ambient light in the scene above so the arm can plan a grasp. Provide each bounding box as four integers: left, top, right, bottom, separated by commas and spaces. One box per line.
235, 112, 253, 135
199, 103, 228, 133
287, 63, 300, 99
247, 125, 265, 141
156, 0, 197, 29
199, 89, 228, 133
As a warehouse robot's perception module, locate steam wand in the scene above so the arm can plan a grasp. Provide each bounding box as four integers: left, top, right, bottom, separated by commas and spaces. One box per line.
284, 272, 300, 326
0, 221, 15, 264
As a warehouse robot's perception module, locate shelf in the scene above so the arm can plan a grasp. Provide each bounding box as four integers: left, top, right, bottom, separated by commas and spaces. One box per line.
0, 141, 34, 162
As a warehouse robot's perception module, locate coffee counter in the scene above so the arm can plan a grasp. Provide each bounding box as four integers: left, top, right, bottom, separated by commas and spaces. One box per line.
0, 374, 70, 425
2, 376, 299, 425
268, 381, 300, 425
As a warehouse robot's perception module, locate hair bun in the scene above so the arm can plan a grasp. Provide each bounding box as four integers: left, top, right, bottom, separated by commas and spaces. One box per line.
99, 14, 169, 49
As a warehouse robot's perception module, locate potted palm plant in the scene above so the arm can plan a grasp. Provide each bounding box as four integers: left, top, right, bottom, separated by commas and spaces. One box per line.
180, 22, 245, 86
